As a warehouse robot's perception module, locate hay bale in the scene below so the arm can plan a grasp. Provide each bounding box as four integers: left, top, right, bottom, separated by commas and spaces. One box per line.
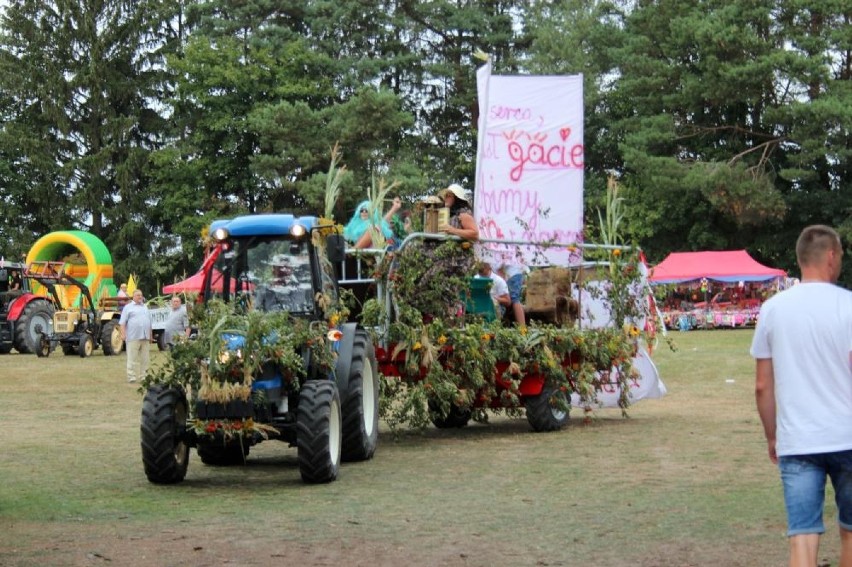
524, 267, 579, 326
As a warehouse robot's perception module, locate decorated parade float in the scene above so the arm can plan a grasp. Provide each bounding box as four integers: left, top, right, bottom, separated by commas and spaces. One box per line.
649, 250, 787, 330
135, 63, 670, 485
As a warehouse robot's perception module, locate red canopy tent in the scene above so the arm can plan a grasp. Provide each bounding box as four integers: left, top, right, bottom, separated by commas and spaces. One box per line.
162, 268, 234, 294
649, 250, 786, 284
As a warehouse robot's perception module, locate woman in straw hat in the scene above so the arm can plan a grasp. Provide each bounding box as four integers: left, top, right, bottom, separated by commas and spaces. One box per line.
438, 184, 479, 241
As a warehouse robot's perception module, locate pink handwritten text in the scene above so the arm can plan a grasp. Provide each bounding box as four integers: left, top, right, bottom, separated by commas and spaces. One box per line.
507, 135, 584, 182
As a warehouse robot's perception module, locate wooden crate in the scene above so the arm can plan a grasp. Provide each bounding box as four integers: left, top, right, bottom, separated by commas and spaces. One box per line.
423, 207, 449, 233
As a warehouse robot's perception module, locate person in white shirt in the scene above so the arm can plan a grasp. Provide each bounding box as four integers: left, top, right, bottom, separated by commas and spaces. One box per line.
476, 262, 511, 318
119, 289, 152, 383
751, 224, 852, 567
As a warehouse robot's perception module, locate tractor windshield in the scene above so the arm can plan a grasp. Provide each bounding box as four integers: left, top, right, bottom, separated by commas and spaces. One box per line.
212, 238, 315, 314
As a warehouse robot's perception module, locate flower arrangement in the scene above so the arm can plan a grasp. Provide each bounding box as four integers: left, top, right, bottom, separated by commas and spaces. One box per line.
190, 417, 278, 442
370, 306, 641, 431
143, 299, 339, 440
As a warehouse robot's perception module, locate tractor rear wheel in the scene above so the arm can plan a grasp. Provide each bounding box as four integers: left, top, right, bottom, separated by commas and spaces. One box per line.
341, 330, 379, 462
78, 334, 94, 358
14, 300, 53, 354
525, 386, 569, 432
141, 386, 189, 484
101, 320, 123, 355
197, 442, 250, 466
297, 381, 341, 484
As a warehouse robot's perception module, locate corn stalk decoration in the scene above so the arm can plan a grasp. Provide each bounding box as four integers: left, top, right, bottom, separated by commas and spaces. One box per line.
323, 142, 346, 222
365, 176, 400, 250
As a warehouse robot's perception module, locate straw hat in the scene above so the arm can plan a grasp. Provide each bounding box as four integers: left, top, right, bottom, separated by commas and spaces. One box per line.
438, 183, 470, 203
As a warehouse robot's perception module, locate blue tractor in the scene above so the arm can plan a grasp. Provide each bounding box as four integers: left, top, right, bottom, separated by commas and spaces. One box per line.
140, 214, 379, 484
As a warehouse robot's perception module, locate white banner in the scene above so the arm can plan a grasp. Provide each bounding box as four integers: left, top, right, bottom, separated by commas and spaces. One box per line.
475, 64, 584, 266
570, 347, 668, 409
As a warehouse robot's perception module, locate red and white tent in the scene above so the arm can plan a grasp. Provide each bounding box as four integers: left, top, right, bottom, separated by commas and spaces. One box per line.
649, 250, 785, 284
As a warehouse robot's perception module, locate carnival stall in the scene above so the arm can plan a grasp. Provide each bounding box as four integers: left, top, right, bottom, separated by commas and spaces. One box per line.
649, 250, 786, 330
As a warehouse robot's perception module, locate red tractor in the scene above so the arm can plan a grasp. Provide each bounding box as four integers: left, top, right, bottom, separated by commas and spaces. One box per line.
0, 261, 55, 354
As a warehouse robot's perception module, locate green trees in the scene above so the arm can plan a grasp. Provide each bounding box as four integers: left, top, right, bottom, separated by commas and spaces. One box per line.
0, 0, 848, 284
0, 0, 178, 278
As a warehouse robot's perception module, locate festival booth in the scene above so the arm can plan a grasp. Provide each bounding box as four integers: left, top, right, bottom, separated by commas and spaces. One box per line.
649, 250, 786, 330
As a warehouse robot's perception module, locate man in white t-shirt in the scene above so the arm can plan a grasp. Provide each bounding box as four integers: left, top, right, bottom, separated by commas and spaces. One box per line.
751, 224, 852, 567
476, 262, 511, 318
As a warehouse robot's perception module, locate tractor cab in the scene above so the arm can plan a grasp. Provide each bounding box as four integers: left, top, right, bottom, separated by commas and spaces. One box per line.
202, 214, 343, 318
0, 261, 27, 308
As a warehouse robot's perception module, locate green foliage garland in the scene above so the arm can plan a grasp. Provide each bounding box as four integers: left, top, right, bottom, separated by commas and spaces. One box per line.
364, 240, 648, 431
142, 299, 339, 438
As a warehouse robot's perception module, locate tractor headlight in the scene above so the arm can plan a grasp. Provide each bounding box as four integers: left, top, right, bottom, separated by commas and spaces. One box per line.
290, 224, 307, 238
213, 227, 230, 241
218, 348, 242, 364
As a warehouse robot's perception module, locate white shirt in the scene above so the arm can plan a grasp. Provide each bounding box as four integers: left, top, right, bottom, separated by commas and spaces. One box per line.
750, 282, 852, 456
487, 272, 509, 304
501, 263, 527, 279
476, 273, 509, 314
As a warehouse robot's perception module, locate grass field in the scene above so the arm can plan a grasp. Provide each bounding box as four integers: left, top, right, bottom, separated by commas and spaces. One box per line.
0, 329, 842, 566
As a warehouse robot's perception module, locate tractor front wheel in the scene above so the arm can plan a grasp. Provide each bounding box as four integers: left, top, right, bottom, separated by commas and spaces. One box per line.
525, 387, 569, 432
341, 330, 379, 462
297, 381, 341, 484
35, 335, 51, 358
78, 334, 94, 358
14, 300, 53, 354
101, 320, 123, 355
141, 386, 190, 484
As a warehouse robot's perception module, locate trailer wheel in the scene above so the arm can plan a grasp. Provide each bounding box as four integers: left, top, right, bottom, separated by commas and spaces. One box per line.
341, 330, 379, 462
297, 381, 341, 484
14, 300, 53, 354
101, 320, 123, 355
78, 334, 94, 358
141, 386, 189, 484
525, 387, 569, 432
428, 399, 472, 429
197, 442, 249, 466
